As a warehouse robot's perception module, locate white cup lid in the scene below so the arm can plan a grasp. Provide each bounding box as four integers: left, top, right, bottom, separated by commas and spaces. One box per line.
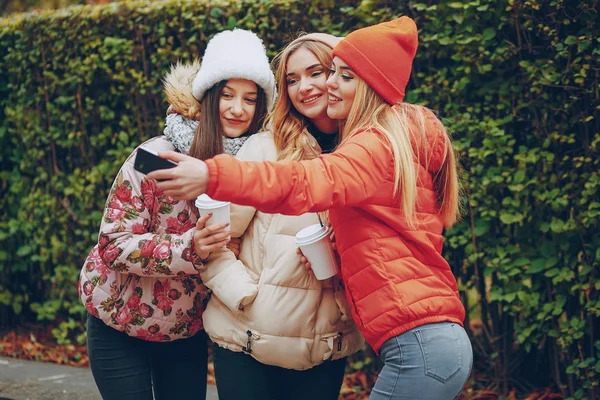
295, 224, 330, 245
195, 194, 230, 209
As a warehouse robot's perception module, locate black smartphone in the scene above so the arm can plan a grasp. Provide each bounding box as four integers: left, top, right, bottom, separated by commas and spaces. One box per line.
133, 147, 178, 175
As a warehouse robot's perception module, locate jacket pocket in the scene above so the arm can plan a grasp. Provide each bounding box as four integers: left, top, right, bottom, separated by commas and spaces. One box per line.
321, 331, 344, 360
414, 323, 462, 383
234, 329, 260, 354
321, 328, 364, 361
116, 275, 134, 304
332, 277, 351, 322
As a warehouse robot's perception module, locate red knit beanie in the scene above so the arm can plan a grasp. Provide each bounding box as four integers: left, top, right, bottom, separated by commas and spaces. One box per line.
332, 16, 418, 104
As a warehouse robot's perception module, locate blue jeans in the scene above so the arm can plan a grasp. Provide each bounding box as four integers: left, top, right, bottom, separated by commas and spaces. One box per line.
370, 322, 473, 400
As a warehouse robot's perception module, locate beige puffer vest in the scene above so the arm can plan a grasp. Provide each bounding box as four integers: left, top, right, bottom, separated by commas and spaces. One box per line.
200, 132, 364, 370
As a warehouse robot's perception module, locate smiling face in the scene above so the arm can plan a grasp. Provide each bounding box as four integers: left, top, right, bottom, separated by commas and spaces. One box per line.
285, 47, 330, 122
326, 56, 358, 120
219, 78, 259, 138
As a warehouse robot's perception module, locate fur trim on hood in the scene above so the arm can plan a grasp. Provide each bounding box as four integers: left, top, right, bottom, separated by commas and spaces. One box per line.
163, 60, 201, 120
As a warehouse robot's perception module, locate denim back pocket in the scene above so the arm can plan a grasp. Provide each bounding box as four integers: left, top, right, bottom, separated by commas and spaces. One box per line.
414, 323, 462, 383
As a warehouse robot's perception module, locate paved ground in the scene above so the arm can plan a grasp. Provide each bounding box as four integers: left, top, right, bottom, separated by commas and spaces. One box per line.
0, 357, 218, 400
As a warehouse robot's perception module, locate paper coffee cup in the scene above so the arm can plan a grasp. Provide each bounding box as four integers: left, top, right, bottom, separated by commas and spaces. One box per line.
295, 224, 339, 280
195, 194, 231, 232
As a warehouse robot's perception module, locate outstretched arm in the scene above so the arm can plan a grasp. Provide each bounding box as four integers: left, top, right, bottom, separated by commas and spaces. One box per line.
150, 129, 394, 215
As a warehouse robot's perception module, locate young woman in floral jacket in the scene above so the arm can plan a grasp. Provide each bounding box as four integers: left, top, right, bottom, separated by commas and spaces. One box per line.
79, 29, 276, 400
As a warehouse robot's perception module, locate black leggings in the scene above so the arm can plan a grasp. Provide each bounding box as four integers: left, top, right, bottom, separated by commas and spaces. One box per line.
213, 343, 347, 400
86, 315, 208, 400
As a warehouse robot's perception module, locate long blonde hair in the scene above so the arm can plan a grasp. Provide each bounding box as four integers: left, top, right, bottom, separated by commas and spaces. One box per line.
266, 38, 334, 162
341, 79, 460, 228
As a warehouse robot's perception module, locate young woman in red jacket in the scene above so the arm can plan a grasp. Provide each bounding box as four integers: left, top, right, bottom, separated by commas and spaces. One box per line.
149, 17, 473, 399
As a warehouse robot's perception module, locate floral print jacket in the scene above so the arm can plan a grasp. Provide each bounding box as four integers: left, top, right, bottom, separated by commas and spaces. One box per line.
79, 137, 209, 341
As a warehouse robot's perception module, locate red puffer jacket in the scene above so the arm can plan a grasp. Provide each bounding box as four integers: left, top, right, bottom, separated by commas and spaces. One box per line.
205, 109, 465, 353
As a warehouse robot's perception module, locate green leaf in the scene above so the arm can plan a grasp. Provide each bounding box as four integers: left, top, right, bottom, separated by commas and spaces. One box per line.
473, 220, 489, 236
513, 258, 529, 267
550, 219, 565, 232
127, 250, 142, 262
505, 293, 516, 302
227, 16, 237, 29
528, 259, 546, 274
544, 268, 560, 278
500, 212, 523, 224
453, 15, 464, 24
16, 245, 33, 257
564, 36, 577, 45
513, 170, 526, 183
544, 257, 558, 268
210, 7, 224, 18
482, 28, 496, 41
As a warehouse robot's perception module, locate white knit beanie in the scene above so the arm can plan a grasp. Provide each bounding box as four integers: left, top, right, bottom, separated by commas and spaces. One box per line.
192, 29, 277, 110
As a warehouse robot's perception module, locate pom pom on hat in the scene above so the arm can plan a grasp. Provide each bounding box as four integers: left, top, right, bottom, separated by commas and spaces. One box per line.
192, 29, 277, 110
332, 16, 418, 104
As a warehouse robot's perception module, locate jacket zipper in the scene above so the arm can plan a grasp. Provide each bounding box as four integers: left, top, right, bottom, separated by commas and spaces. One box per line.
242, 330, 253, 354
116, 275, 134, 303
321, 331, 345, 360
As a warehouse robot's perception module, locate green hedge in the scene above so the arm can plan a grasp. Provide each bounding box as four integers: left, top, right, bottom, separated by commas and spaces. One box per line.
1, 0, 598, 397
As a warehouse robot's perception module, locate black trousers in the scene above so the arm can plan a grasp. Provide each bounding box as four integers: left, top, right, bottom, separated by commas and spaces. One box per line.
213, 343, 347, 400
86, 315, 208, 400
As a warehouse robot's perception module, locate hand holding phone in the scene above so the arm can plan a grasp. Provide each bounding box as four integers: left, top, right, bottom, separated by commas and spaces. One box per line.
146, 150, 210, 201
134, 147, 178, 175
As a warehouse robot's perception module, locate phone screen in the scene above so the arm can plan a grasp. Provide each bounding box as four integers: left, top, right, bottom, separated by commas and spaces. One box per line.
133, 147, 178, 175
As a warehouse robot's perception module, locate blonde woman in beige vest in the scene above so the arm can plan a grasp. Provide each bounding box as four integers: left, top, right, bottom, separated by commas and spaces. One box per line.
199, 34, 364, 400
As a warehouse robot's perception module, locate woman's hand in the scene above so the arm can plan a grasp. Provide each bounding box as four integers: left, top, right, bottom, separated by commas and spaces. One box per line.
296, 231, 340, 277
226, 237, 242, 258
148, 151, 209, 201
194, 213, 231, 260
296, 247, 314, 276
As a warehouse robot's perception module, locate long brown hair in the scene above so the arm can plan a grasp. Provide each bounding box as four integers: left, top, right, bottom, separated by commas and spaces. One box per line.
187, 79, 268, 210
188, 80, 268, 161
341, 79, 460, 228
266, 38, 334, 161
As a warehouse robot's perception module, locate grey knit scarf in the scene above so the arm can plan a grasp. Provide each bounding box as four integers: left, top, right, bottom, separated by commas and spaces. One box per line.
163, 113, 250, 156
